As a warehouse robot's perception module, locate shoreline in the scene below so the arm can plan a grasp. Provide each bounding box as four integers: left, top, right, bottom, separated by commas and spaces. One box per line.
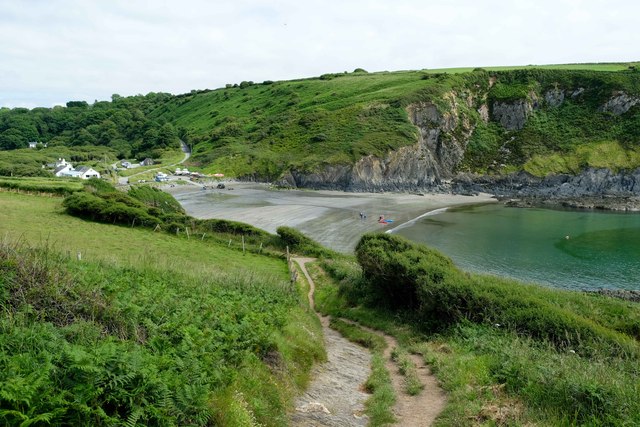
163, 182, 496, 252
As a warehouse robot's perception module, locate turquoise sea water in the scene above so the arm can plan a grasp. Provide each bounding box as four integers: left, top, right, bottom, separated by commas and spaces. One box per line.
393, 203, 640, 290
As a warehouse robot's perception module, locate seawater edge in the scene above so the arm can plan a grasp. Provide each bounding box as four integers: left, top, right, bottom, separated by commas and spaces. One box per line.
385, 206, 451, 234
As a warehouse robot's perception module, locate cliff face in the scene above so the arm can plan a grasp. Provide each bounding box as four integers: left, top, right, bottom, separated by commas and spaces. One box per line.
279, 95, 474, 191
277, 77, 640, 201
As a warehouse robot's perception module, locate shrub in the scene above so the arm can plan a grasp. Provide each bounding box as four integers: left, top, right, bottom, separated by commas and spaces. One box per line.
276, 226, 336, 258
354, 233, 639, 357
197, 219, 269, 237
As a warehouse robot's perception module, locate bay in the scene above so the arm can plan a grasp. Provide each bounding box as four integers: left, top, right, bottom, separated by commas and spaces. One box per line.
393, 203, 640, 290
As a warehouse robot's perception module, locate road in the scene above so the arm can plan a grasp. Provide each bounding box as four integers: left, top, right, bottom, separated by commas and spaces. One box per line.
116, 140, 191, 186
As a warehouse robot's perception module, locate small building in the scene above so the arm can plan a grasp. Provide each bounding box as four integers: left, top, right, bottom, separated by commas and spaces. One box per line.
62, 166, 101, 180
121, 161, 131, 168
55, 158, 70, 168
140, 158, 154, 166
54, 164, 73, 177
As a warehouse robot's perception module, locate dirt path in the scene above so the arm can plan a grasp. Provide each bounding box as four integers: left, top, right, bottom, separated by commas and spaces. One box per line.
292, 258, 447, 426
290, 258, 371, 426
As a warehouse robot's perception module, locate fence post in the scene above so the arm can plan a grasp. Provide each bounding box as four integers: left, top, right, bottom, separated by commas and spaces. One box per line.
201, 233, 206, 240
242, 235, 245, 254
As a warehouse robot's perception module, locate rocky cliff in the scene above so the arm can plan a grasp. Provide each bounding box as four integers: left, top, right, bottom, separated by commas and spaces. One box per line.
454, 167, 640, 206
274, 72, 640, 206
278, 94, 474, 192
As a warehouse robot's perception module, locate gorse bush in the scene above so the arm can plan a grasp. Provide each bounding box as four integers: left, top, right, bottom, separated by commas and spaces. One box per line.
276, 226, 338, 258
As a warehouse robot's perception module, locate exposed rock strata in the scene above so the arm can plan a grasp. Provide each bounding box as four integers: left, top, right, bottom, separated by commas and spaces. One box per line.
491, 99, 533, 130
273, 86, 640, 208
601, 92, 640, 115
277, 98, 473, 192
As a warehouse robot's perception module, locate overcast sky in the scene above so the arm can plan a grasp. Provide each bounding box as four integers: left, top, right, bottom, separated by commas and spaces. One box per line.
1, 0, 638, 108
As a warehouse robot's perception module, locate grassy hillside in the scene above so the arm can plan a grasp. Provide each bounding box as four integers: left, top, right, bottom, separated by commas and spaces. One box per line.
147, 62, 640, 180
0, 189, 327, 425
313, 233, 640, 425
2, 61, 639, 182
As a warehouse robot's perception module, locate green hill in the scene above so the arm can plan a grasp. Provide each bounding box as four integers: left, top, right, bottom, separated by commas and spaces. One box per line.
147, 63, 640, 182
2, 62, 640, 187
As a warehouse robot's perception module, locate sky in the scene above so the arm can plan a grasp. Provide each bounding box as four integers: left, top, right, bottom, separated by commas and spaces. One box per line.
1, 0, 638, 108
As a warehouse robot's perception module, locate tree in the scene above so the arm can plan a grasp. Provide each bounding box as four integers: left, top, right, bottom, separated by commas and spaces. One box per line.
157, 123, 176, 148
66, 101, 89, 109
97, 120, 119, 145
0, 128, 26, 149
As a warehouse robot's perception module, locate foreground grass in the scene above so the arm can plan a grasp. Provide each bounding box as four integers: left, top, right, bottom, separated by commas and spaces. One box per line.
312, 237, 640, 426
0, 240, 324, 426
0, 190, 327, 425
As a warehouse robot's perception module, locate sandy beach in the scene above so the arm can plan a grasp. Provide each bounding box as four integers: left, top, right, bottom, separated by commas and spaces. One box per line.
164, 182, 496, 253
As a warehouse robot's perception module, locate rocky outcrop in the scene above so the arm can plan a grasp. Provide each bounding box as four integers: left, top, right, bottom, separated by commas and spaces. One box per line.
453, 167, 640, 210
545, 88, 565, 107
278, 96, 474, 192
601, 92, 640, 115
491, 99, 533, 130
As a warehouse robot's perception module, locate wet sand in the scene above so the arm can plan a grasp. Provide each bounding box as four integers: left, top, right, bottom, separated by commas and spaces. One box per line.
164, 182, 496, 253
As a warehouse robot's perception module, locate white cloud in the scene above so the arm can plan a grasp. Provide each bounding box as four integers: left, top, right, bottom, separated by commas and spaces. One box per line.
1, 0, 639, 107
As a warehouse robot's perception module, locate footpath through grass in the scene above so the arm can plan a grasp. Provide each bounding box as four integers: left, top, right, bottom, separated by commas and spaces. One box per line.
311, 233, 640, 426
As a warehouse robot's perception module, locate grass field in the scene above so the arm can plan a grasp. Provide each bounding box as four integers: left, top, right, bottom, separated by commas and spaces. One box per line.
0, 190, 326, 426
422, 61, 640, 74
0, 191, 287, 280
0, 176, 84, 194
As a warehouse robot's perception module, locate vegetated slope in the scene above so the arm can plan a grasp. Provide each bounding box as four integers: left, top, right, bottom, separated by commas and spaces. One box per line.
0, 189, 326, 426
0, 242, 322, 426
148, 63, 640, 190
0, 93, 182, 177
316, 233, 640, 425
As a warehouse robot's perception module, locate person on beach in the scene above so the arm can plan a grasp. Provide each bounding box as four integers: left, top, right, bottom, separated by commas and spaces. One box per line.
359, 211, 364, 220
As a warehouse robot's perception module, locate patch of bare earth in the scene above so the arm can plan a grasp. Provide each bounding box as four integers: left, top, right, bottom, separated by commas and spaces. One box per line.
291, 258, 447, 426
290, 258, 370, 426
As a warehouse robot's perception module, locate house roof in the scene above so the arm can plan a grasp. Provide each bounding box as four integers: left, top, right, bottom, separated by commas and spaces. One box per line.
54, 165, 70, 174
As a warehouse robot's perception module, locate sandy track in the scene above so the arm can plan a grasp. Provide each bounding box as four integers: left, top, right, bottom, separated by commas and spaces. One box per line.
291, 258, 371, 426
292, 258, 446, 426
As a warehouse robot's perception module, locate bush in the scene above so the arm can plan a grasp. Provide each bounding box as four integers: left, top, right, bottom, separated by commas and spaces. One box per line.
128, 186, 185, 214
276, 226, 336, 258
355, 233, 639, 357
197, 218, 269, 237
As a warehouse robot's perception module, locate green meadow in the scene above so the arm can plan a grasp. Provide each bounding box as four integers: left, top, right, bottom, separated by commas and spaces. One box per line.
0, 189, 327, 426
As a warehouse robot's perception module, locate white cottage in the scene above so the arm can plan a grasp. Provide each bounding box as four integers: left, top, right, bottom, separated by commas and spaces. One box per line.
70, 166, 101, 179
54, 164, 74, 177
